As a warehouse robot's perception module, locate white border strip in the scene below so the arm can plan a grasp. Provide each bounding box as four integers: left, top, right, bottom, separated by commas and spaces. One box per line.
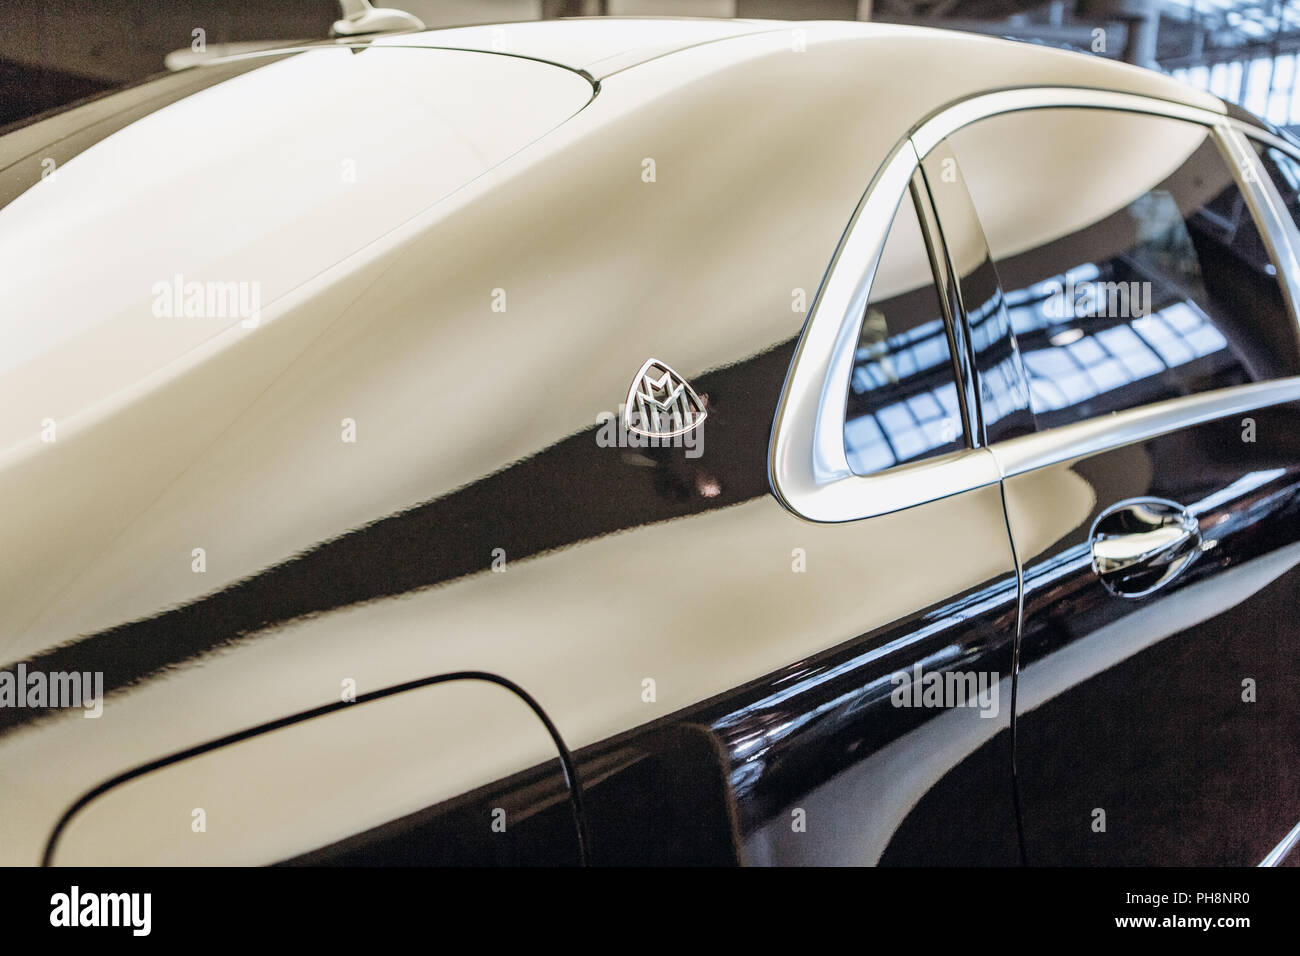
770, 86, 1300, 523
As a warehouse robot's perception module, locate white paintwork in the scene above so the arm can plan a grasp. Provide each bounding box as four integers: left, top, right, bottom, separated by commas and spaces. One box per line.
50, 680, 564, 866
0, 47, 593, 649
374, 15, 784, 77
0, 19, 1239, 864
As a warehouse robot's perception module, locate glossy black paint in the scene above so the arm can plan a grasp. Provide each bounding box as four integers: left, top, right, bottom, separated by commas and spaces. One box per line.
262, 334, 1023, 865
283, 569, 1021, 866
934, 104, 1300, 865
15, 68, 1300, 868
710, 573, 1020, 865
1012, 408, 1300, 864
0, 341, 792, 737
20, 229, 1022, 864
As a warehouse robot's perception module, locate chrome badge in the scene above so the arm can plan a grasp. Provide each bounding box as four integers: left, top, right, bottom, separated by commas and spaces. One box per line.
623, 358, 707, 438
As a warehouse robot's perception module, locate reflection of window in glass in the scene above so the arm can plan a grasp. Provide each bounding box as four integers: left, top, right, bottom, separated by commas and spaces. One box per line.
949, 108, 1300, 431
920, 140, 1036, 444
843, 193, 965, 476
960, 261, 1034, 441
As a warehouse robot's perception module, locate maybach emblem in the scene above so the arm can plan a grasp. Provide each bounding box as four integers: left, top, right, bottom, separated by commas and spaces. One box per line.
623, 358, 707, 438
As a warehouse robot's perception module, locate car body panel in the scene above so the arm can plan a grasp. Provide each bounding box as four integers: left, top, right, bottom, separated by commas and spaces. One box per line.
0, 46, 595, 449
930, 102, 1300, 864
370, 16, 788, 78
1005, 420, 1300, 864
0, 19, 1279, 866
47, 678, 584, 866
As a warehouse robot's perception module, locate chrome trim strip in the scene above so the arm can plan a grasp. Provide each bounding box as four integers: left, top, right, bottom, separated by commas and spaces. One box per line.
1259, 816, 1300, 866
769, 84, 1300, 523
918, 139, 1038, 446
1230, 127, 1300, 333
767, 136, 1004, 523
1236, 124, 1300, 159
910, 87, 1230, 158
989, 378, 1300, 478
913, 165, 981, 448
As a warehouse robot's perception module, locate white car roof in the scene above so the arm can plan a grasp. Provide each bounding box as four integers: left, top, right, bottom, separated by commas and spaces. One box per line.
371, 17, 789, 78
371, 17, 1225, 109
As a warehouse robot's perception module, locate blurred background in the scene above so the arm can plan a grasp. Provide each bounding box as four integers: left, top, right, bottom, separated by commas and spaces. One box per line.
2, 0, 1299, 131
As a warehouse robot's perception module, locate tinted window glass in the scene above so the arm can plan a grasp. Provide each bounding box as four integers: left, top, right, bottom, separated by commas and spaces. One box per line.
961, 242, 1037, 442
843, 190, 966, 475
950, 109, 1300, 431
921, 143, 1036, 446
1255, 142, 1300, 231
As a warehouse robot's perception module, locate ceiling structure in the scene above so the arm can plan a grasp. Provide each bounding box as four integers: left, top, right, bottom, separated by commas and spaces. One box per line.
2, 1, 1299, 128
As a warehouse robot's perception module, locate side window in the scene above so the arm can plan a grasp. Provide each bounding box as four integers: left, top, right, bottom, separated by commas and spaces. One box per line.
843, 186, 966, 475
948, 108, 1300, 432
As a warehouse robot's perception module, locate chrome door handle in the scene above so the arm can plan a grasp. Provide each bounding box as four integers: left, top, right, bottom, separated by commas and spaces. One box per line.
1089, 498, 1201, 598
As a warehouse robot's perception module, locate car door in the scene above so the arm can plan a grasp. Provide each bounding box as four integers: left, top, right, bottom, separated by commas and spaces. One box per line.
924, 98, 1300, 865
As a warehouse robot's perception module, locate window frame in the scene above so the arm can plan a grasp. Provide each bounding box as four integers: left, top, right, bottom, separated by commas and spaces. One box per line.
840, 169, 977, 478
1246, 131, 1300, 292
769, 87, 1300, 524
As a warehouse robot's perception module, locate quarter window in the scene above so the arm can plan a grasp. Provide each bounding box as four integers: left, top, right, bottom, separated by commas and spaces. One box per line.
843, 188, 966, 476
948, 108, 1300, 431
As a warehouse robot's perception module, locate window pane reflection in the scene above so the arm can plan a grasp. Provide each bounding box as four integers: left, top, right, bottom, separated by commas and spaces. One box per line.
950, 109, 1300, 431
843, 194, 966, 476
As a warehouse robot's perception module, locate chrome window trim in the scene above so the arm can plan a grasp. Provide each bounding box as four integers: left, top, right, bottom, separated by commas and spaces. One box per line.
1235, 124, 1300, 160
1234, 128, 1300, 322
1259, 816, 1300, 866
909, 87, 1231, 158
990, 378, 1300, 478
770, 85, 1300, 523
767, 136, 1003, 524
917, 138, 1038, 447
914, 165, 982, 448
1219, 126, 1300, 338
